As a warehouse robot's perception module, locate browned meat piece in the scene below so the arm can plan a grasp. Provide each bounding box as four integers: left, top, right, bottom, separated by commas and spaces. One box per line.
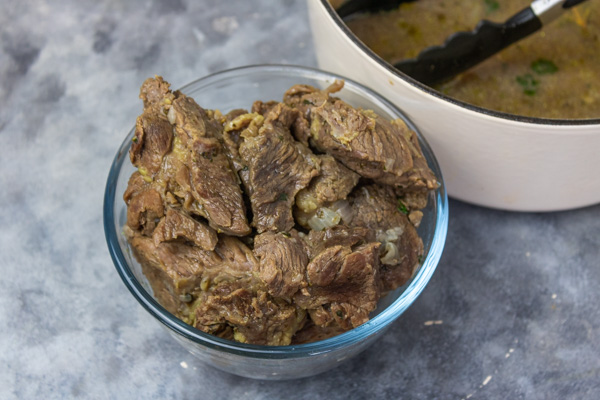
295, 155, 360, 228
153, 208, 218, 251
349, 185, 424, 292
139, 75, 172, 109
294, 242, 381, 330
126, 187, 164, 236
192, 288, 306, 346
123, 171, 149, 203
126, 227, 258, 315
165, 88, 251, 236
251, 100, 279, 116
291, 320, 346, 344
304, 225, 374, 259
284, 81, 437, 190
239, 103, 320, 233
253, 230, 309, 299
129, 111, 173, 177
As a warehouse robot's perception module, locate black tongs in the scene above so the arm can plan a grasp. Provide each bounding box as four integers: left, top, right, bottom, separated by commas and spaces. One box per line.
336, 0, 588, 86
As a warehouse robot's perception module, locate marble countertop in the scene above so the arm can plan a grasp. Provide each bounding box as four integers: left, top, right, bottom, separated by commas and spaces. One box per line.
1, 0, 599, 398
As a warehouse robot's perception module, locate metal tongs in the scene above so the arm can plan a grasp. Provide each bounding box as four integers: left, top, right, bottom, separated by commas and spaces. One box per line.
336, 0, 588, 85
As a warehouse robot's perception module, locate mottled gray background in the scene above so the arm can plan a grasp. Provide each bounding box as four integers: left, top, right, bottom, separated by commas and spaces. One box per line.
1, 0, 599, 399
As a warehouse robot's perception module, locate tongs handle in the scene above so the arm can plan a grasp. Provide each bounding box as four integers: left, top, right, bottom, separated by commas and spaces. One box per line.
394, 0, 588, 86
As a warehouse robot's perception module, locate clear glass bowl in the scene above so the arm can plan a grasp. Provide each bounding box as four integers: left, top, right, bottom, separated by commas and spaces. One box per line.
103, 65, 449, 380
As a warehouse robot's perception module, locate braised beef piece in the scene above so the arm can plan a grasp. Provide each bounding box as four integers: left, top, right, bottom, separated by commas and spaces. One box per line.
139, 75, 172, 109
192, 287, 305, 346
125, 226, 257, 315
284, 81, 437, 190
153, 208, 218, 251
349, 185, 424, 292
253, 230, 308, 300
251, 100, 278, 116
126, 187, 164, 236
295, 154, 359, 227
167, 93, 251, 236
292, 320, 346, 344
239, 103, 320, 233
130, 110, 173, 177
294, 242, 381, 330
304, 225, 374, 259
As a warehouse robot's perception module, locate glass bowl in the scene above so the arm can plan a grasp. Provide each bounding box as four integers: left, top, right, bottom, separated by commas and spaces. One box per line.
103, 64, 449, 380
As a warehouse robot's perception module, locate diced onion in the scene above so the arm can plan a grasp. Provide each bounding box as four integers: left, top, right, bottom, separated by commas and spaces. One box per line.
380, 242, 399, 265
330, 200, 354, 224
167, 106, 176, 124
307, 207, 341, 231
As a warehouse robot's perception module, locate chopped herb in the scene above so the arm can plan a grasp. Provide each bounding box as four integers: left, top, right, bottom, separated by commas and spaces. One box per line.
303, 99, 313, 105
418, 255, 423, 264
516, 74, 539, 96
132, 136, 138, 143
484, 0, 499, 13
241, 165, 249, 171
282, 231, 291, 238
278, 193, 288, 201
278, 135, 284, 140
531, 59, 558, 75
336, 310, 344, 318
397, 199, 409, 215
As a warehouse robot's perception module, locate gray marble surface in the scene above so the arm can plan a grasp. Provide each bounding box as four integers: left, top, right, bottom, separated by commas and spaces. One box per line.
1, 0, 599, 399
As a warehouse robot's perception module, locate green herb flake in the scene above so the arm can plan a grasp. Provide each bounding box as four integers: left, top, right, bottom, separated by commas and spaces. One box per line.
418, 255, 423, 264
132, 136, 138, 143
282, 231, 291, 238
531, 59, 558, 75
241, 165, 249, 171
397, 199, 409, 215
484, 0, 499, 14
516, 74, 539, 96
303, 99, 312, 105
278, 193, 288, 201
336, 310, 344, 318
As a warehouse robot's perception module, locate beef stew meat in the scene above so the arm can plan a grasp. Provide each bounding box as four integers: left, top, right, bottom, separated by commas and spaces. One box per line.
124, 76, 438, 345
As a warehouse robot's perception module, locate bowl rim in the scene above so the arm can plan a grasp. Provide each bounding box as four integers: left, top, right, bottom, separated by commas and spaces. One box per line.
103, 64, 449, 359
317, 0, 600, 126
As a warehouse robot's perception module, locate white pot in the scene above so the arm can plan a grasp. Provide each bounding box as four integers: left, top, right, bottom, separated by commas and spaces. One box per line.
307, 0, 600, 211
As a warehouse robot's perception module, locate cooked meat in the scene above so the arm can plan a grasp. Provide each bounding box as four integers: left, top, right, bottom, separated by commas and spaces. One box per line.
129, 110, 173, 177
291, 320, 346, 344
304, 225, 374, 259
192, 288, 305, 346
124, 76, 439, 345
285, 81, 437, 190
166, 88, 251, 236
126, 187, 164, 236
153, 208, 218, 251
294, 242, 381, 330
139, 75, 172, 109
295, 154, 360, 228
349, 185, 424, 292
253, 230, 308, 299
239, 103, 320, 233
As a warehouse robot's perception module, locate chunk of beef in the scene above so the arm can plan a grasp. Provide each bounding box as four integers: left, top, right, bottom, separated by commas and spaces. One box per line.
239, 103, 320, 233
191, 288, 306, 346
349, 185, 424, 292
153, 208, 218, 251
291, 320, 346, 344
253, 230, 309, 299
139, 75, 172, 109
295, 155, 360, 228
294, 242, 381, 330
285, 81, 437, 190
251, 100, 278, 116
126, 227, 258, 316
126, 187, 164, 236
165, 89, 251, 236
304, 225, 374, 259
129, 110, 173, 177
